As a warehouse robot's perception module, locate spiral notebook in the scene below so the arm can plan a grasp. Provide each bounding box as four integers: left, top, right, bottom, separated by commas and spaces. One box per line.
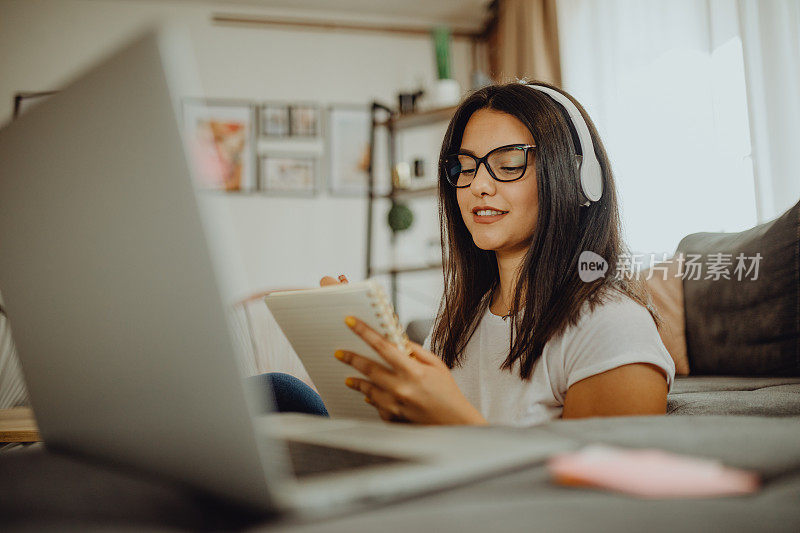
264, 280, 408, 419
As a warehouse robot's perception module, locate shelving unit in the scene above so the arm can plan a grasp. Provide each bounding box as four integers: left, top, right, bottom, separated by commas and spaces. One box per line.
365, 102, 456, 313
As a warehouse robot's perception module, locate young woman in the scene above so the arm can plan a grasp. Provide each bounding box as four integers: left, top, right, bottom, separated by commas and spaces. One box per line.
319, 80, 675, 426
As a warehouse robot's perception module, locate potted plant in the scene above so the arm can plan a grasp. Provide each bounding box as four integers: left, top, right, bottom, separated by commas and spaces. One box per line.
430, 26, 461, 107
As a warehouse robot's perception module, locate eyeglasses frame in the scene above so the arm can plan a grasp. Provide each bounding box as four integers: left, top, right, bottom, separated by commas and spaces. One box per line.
443, 143, 537, 188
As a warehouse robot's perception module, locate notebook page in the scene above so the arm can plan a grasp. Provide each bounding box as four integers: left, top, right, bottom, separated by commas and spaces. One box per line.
265, 281, 404, 419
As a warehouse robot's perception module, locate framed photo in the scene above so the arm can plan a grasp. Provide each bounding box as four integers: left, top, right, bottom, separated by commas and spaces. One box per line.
260, 154, 317, 196
289, 104, 320, 137
327, 105, 371, 196
260, 104, 290, 137
182, 99, 256, 192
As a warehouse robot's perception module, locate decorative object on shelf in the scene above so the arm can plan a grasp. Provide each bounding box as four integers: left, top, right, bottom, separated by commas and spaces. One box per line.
413, 158, 426, 178
392, 162, 412, 189
430, 26, 462, 107
289, 104, 320, 137
183, 99, 256, 192
327, 105, 371, 196
398, 89, 424, 114
387, 202, 414, 232
259, 154, 317, 196
259, 103, 290, 137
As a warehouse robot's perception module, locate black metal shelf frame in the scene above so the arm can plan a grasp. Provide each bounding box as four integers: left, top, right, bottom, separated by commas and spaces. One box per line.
365, 102, 455, 313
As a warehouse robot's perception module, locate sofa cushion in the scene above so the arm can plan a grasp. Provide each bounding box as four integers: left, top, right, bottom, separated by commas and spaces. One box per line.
667, 376, 800, 416
678, 199, 800, 375
668, 390, 800, 416
671, 376, 800, 394
643, 258, 690, 375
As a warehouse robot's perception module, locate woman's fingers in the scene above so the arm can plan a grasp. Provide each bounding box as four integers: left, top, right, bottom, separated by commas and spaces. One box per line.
406, 340, 443, 366
346, 377, 405, 421
320, 274, 349, 287
337, 352, 411, 422
335, 350, 398, 391
344, 316, 413, 372
376, 407, 398, 422
366, 395, 401, 422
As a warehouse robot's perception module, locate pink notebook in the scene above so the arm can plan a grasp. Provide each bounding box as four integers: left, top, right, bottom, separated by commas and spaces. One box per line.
548, 445, 760, 498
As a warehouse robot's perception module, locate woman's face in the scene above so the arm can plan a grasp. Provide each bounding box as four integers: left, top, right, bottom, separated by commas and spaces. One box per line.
455, 108, 539, 255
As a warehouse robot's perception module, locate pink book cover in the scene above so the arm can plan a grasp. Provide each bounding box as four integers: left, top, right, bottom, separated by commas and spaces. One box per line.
548, 445, 760, 498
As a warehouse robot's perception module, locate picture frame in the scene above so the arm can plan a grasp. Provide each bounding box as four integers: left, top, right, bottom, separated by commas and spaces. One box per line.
289, 104, 320, 137
182, 98, 257, 192
259, 154, 317, 196
327, 105, 371, 196
259, 103, 290, 137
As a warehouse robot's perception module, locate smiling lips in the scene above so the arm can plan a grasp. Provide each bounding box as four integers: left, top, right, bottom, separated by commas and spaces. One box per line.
472, 205, 509, 224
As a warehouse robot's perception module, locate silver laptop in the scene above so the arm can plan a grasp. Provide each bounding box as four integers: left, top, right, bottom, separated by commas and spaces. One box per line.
0, 27, 572, 516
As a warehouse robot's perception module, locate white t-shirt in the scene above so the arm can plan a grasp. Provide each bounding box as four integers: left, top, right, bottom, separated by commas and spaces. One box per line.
423, 292, 675, 427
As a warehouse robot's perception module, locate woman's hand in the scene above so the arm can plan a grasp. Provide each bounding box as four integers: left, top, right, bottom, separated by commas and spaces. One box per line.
335, 315, 487, 426
320, 274, 349, 287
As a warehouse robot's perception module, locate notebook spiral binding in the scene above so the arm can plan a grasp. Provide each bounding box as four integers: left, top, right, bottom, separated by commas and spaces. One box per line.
366, 281, 411, 355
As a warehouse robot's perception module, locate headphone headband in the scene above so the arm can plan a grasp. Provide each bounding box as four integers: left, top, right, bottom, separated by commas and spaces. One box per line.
522, 83, 603, 205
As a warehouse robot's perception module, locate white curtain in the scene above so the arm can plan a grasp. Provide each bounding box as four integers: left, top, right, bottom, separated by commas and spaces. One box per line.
737, 0, 800, 222
556, 0, 768, 259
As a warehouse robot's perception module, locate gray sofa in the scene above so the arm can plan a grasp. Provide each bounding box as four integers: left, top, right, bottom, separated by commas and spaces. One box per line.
665, 197, 799, 416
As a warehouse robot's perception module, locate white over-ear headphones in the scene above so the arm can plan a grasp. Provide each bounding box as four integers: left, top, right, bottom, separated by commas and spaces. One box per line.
522, 82, 603, 206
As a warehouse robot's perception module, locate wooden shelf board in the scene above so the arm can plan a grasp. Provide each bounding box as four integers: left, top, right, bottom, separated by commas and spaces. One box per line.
0, 407, 41, 443
382, 185, 439, 199
376, 106, 457, 129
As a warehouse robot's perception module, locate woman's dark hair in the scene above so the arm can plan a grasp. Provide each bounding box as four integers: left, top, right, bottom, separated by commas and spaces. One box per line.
430, 80, 658, 380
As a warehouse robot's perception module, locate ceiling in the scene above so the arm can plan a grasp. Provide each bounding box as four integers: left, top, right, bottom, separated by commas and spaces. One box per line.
166, 0, 494, 32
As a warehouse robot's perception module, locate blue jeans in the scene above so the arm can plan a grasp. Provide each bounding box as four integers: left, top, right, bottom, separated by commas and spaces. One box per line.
250, 372, 329, 417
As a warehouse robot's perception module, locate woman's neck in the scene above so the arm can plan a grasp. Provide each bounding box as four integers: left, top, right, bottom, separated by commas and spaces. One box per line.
491, 248, 527, 317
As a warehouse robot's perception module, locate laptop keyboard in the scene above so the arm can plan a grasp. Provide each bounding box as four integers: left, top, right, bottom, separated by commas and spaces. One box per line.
285, 440, 411, 479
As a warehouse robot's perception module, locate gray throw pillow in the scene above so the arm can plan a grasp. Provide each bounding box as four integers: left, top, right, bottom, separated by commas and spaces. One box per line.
678, 199, 799, 375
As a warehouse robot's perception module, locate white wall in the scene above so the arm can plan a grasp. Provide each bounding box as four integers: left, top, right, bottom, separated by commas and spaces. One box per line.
0, 0, 472, 322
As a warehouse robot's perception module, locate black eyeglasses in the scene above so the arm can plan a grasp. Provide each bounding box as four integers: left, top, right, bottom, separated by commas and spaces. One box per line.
443, 144, 536, 188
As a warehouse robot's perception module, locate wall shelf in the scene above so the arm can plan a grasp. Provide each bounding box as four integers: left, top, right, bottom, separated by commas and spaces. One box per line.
370, 263, 443, 277
376, 185, 439, 200
375, 105, 458, 129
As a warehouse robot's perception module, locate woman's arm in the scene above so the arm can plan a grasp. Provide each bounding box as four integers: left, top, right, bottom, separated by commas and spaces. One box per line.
561, 363, 668, 419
